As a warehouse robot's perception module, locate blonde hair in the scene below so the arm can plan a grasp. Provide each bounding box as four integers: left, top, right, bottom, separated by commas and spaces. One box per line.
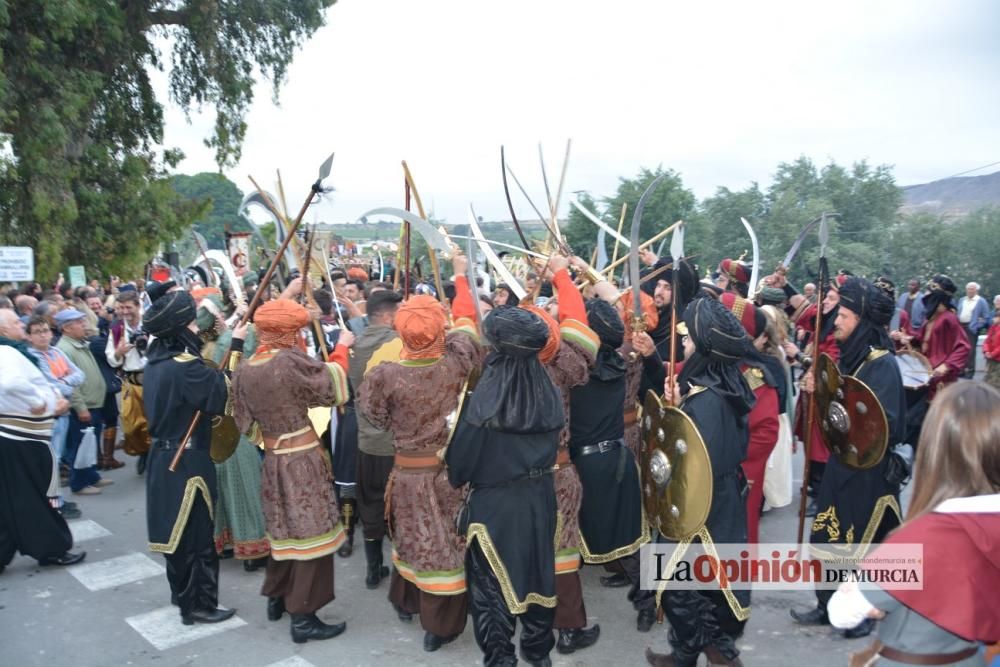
906, 382, 1000, 521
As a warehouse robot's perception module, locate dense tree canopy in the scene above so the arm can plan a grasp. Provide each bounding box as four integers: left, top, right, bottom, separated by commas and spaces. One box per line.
0, 0, 335, 280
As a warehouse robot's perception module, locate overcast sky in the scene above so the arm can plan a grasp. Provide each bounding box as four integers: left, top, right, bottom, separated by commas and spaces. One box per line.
157, 0, 1000, 226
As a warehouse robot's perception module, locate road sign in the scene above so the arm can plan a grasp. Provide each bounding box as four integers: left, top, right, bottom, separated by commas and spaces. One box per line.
0, 247, 34, 281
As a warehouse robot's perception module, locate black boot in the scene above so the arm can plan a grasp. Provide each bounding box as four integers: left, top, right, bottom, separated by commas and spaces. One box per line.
337, 498, 356, 558
790, 601, 829, 626
136, 452, 147, 475
364, 539, 389, 589
243, 556, 266, 572
267, 596, 285, 622
423, 631, 458, 652
290, 613, 346, 643
182, 607, 236, 625
637, 608, 656, 633
600, 572, 629, 587
556, 625, 601, 654
843, 617, 875, 639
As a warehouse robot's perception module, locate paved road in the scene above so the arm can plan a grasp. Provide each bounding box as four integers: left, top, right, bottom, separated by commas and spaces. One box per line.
1, 450, 892, 667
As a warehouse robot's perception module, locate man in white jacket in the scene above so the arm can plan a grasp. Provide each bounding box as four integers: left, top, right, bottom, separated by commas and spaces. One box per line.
0, 309, 86, 574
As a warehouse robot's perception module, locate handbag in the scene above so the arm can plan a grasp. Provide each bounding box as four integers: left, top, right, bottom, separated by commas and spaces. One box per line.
763, 413, 794, 508
74, 426, 98, 469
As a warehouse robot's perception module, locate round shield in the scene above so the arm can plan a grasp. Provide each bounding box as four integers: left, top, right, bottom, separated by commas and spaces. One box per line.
201, 359, 241, 463
640, 389, 713, 540
815, 353, 889, 470
896, 350, 932, 389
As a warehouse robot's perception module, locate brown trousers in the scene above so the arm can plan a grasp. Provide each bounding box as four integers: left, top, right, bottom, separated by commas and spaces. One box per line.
388, 569, 468, 637
553, 571, 587, 629
261, 554, 334, 615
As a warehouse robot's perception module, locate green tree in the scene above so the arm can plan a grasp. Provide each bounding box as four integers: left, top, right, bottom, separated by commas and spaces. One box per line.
0, 0, 335, 280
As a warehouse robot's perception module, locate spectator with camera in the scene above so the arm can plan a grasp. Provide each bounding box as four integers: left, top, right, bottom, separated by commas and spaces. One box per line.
105, 288, 150, 473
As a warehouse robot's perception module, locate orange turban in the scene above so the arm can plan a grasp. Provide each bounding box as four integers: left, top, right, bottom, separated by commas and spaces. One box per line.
347, 267, 369, 282
520, 304, 560, 364
254, 299, 310, 349
619, 289, 659, 336
395, 295, 447, 360
191, 286, 222, 302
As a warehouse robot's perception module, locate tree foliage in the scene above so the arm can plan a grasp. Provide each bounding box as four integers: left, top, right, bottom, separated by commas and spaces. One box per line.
0, 0, 335, 280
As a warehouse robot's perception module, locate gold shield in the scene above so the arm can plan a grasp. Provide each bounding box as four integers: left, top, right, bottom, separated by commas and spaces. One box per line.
640, 389, 713, 540
814, 353, 888, 470
202, 359, 241, 464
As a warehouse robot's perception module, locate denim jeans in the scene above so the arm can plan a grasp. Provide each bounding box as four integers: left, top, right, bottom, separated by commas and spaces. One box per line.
65, 408, 104, 492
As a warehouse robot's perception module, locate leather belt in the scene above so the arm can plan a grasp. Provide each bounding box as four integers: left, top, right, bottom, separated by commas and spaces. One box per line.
394, 448, 443, 472
624, 409, 639, 427
152, 438, 191, 451
878, 643, 979, 665
263, 426, 319, 452
571, 438, 623, 458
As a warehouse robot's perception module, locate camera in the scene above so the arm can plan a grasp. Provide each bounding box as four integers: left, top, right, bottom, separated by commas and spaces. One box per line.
129, 328, 150, 355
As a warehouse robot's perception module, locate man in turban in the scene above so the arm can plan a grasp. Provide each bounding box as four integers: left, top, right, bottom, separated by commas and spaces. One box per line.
231, 298, 355, 643
640, 255, 699, 361
357, 254, 483, 653
716, 258, 753, 298
647, 296, 756, 667
446, 306, 563, 667
523, 253, 602, 655
895, 275, 971, 443
791, 277, 906, 639
142, 289, 246, 625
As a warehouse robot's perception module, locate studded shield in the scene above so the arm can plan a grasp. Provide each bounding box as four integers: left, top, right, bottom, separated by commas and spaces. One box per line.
640, 389, 713, 540
814, 353, 888, 470
203, 359, 241, 464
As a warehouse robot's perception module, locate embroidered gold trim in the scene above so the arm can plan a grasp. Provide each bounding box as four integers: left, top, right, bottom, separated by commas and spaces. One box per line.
173, 352, 197, 363
742, 367, 765, 391
579, 462, 651, 563
148, 477, 214, 554
223, 374, 234, 417
696, 526, 751, 621
812, 505, 842, 542
808, 495, 902, 562
654, 538, 693, 611
467, 524, 557, 613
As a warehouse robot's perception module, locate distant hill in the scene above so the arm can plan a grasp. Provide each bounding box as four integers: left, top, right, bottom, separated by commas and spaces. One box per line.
901, 170, 1000, 216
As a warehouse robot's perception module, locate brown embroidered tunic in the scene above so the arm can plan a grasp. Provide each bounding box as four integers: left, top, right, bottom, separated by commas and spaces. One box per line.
356, 323, 482, 594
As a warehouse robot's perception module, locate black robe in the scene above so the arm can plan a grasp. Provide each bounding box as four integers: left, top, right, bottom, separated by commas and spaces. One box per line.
446, 421, 558, 614
569, 374, 648, 562
809, 348, 905, 562
143, 342, 230, 553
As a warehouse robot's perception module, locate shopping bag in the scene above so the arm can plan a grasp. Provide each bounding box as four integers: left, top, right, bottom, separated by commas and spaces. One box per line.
762, 413, 793, 508
74, 426, 98, 469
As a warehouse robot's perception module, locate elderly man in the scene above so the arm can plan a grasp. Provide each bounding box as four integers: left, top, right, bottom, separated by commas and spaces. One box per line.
14, 294, 38, 322
957, 281, 990, 378
56, 309, 111, 495
0, 309, 86, 573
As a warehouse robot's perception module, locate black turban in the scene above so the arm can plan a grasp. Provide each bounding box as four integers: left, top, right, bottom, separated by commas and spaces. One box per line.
465, 306, 563, 434
677, 297, 757, 416
873, 276, 896, 302
146, 280, 176, 303
837, 277, 896, 373
586, 298, 627, 381
144, 290, 196, 338
640, 256, 699, 306
922, 274, 957, 315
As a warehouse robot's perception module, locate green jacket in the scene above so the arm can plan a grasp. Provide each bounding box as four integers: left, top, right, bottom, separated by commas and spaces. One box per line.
57, 336, 107, 412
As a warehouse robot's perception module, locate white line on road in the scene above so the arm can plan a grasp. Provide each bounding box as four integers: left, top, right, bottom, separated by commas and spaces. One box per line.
68, 519, 112, 543
265, 657, 316, 667
67, 552, 163, 591
125, 605, 247, 651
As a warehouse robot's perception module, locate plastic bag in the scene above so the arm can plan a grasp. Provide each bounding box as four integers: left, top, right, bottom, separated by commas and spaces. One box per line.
763, 413, 793, 508
74, 426, 98, 470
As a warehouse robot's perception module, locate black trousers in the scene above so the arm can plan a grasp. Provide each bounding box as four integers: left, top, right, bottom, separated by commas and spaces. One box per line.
163, 495, 220, 617
466, 541, 555, 666
621, 551, 656, 611
356, 451, 393, 540
661, 589, 746, 666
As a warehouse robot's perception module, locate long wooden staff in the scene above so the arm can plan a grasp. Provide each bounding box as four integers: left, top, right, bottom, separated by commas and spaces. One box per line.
169, 176, 322, 472
401, 161, 447, 308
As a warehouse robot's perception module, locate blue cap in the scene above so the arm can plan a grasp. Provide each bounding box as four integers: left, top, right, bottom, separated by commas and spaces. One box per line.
54, 308, 87, 325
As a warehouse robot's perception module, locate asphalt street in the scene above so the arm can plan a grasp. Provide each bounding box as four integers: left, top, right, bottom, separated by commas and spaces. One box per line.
1, 448, 900, 667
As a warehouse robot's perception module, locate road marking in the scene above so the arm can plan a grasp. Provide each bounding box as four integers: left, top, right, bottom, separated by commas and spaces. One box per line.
266, 657, 316, 667
67, 552, 163, 591
125, 605, 246, 651
68, 519, 112, 543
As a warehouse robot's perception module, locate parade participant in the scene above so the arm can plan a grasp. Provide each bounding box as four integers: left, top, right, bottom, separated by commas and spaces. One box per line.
143, 289, 243, 625
106, 289, 149, 472
350, 289, 404, 590
521, 253, 602, 654
615, 289, 665, 458
716, 258, 752, 298
232, 298, 354, 643
206, 320, 269, 570
829, 382, 1000, 665
357, 254, 481, 653
447, 306, 562, 667
718, 293, 780, 545
493, 283, 520, 307
571, 298, 652, 631
895, 275, 971, 445
873, 276, 911, 343
640, 255, 699, 361
0, 309, 85, 572
647, 296, 754, 667
791, 277, 906, 640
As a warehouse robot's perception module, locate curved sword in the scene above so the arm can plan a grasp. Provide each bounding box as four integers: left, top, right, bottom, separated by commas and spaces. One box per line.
358, 207, 451, 256
570, 199, 631, 248
596, 226, 609, 271
501, 146, 531, 250
740, 217, 760, 297
241, 189, 299, 272
444, 234, 549, 260
629, 173, 670, 325
468, 204, 526, 300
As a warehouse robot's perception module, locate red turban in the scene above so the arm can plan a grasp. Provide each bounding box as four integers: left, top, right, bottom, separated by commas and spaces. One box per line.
395, 295, 447, 360
718, 258, 751, 285
520, 304, 560, 364
720, 292, 764, 338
